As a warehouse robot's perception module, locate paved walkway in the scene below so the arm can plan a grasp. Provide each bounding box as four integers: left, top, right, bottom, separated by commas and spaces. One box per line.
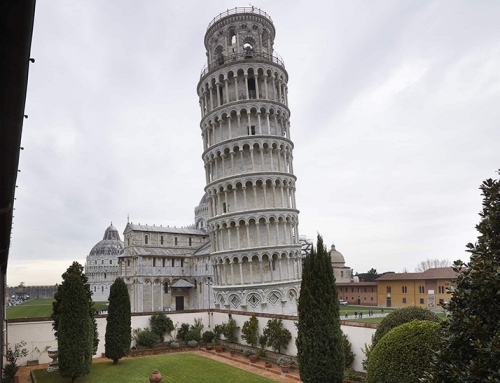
17, 350, 301, 383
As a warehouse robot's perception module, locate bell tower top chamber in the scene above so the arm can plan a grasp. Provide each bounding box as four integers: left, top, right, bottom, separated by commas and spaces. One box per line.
197, 7, 301, 316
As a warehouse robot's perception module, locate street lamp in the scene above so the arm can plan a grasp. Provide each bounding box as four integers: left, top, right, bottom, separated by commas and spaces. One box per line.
205, 277, 214, 327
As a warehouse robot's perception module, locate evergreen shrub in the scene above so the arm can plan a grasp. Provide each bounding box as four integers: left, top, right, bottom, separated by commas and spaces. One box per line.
342, 334, 355, 369
105, 278, 131, 364
276, 356, 294, 366
263, 318, 291, 353
222, 318, 240, 343
202, 331, 214, 343
170, 342, 179, 349
241, 316, 259, 347
133, 328, 158, 348
363, 306, 440, 369
187, 340, 198, 348
150, 312, 174, 342
176, 323, 190, 341
243, 349, 255, 357
185, 329, 201, 343
366, 320, 441, 383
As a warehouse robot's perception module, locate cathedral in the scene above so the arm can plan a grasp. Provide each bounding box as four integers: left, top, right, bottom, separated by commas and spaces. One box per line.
84, 7, 351, 314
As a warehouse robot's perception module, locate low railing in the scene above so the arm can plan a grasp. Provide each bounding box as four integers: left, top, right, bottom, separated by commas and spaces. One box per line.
200, 51, 285, 78
206, 7, 273, 31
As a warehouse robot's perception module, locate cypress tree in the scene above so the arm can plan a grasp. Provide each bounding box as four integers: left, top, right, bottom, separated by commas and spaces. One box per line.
105, 277, 131, 364
52, 261, 99, 355
297, 234, 344, 383
58, 272, 93, 382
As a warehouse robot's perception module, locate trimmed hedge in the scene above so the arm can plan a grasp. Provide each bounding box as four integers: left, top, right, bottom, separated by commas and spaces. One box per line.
372, 306, 440, 347
366, 320, 441, 383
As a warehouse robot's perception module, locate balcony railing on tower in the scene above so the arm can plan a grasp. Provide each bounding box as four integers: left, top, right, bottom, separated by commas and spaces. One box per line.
206, 7, 273, 31
200, 50, 285, 78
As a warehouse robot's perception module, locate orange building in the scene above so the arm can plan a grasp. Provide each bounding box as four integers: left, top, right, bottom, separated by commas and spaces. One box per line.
337, 282, 378, 306
376, 267, 458, 308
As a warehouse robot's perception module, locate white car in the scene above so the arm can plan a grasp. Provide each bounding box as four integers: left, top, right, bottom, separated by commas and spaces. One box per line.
339, 300, 348, 306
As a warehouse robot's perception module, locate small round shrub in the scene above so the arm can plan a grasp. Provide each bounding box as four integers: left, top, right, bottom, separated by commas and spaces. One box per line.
187, 340, 198, 348
276, 356, 294, 366
242, 349, 255, 357
366, 320, 441, 383
185, 329, 201, 342
202, 330, 214, 343
170, 342, 179, 349
372, 306, 440, 347
134, 328, 159, 348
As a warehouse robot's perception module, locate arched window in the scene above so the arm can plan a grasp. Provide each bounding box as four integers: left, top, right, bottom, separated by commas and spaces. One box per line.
110, 260, 112, 265
145, 235, 148, 244
164, 282, 169, 293
104, 272, 107, 279
102, 286, 104, 293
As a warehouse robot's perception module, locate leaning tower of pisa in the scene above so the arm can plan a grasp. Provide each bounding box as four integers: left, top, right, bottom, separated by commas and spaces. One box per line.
197, 7, 301, 315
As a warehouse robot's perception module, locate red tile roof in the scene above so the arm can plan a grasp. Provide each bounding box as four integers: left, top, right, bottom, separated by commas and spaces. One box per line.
376, 267, 459, 281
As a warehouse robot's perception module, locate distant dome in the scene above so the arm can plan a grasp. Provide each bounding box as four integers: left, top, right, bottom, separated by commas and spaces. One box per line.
199, 193, 208, 205
89, 224, 124, 256
330, 244, 345, 265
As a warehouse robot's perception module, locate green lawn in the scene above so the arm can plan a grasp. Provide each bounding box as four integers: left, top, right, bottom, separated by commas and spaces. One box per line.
32, 353, 276, 383
7, 300, 109, 319
346, 312, 448, 324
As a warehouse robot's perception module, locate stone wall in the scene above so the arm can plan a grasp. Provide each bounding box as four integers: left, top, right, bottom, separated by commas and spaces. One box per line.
7, 309, 374, 372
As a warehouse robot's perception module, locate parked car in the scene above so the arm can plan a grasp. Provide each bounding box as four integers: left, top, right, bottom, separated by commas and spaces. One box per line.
339, 300, 348, 306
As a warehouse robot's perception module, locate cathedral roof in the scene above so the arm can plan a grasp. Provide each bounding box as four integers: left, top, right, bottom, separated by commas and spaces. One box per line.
126, 223, 206, 235
89, 223, 124, 256
120, 247, 195, 257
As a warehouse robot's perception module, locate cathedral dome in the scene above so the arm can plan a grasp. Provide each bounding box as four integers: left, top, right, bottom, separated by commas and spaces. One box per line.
330, 244, 345, 265
89, 224, 124, 256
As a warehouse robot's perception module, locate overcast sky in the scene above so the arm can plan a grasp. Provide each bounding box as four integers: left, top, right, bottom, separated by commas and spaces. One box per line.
8, 0, 500, 286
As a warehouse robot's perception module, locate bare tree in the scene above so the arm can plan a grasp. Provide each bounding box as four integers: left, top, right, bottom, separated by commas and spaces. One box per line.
415, 258, 450, 272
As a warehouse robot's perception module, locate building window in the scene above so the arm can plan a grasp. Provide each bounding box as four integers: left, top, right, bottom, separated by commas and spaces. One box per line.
438, 286, 445, 294
102, 286, 104, 293
189, 237, 192, 246
128, 238, 130, 246
164, 282, 169, 293
181, 259, 184, 268
127, 259, 130, 266
162, 258, 165, 267
439, 298, 444, 304
364, 287, 367, 292
94, 286, 96, 292
364, 297, 366, 300
153, 258, 156, 267
172, 258, 175, 267
248, 125, 256, 135
341, 271, 344, 278
351, 288, 354, 292
205, 263, 208, 272
402, 286, 407, 294
161, 236, 164, 245
145, 235, 148, 244
387, 286, 391, 293
95, 260, 97, 265
102, 260, 104, 264
110, 260, 112, 265
402, 297, 407, 304
174, 237, 178, 245
419, 286, 425, 294
357, 287, 360, 292
370, 297, 373, 301
339, 287, 343, 292
420, 298, 424, 304
104, 272, 106, 279
222, 203, 227, 213
371, 287, 374, 293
